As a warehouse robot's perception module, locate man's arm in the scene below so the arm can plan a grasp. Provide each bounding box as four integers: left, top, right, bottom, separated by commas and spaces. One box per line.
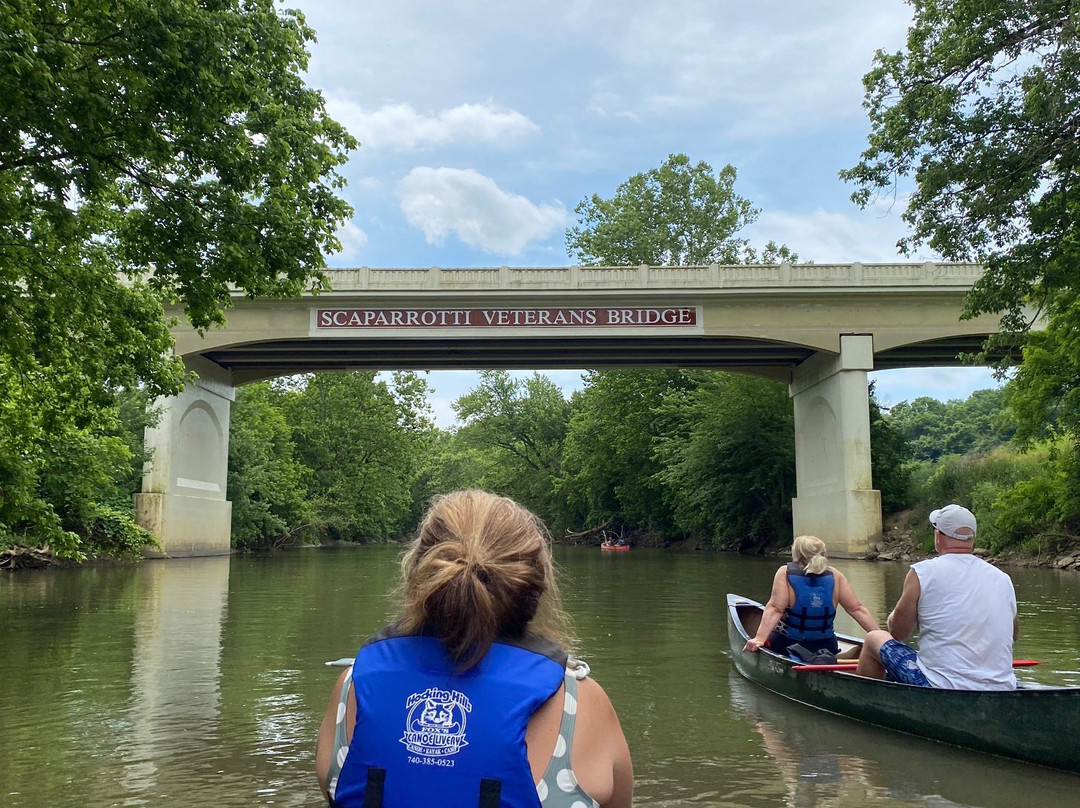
886, 569, 921, 641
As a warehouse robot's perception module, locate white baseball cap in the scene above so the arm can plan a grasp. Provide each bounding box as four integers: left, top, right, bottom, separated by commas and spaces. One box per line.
929, 504, 977, 540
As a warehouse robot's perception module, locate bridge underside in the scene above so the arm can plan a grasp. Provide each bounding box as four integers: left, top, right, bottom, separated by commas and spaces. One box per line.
199, 334, 994, 384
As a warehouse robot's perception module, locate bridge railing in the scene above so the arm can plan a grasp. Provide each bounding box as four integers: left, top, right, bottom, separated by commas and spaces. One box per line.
313, 263, 982, 293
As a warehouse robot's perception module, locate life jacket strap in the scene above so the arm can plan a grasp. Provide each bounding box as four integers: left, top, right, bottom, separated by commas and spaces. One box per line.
363, 767, 386, 808
478, 778, 502, 808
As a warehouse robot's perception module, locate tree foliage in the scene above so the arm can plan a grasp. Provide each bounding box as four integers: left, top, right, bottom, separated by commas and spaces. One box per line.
451, 371, 571, 522
841, 2, 1079, 329
657, 373, 796, 549
284, 373, 434, 542
841, 1, 1080, 456
566, 153, 796, 266
560, 155, 803, 547
1007, 293, 1080, 445
227, 383, 310, 550
869, 391, 914, 513
560, 370, 694, 535
0, 1, 354, 553
886, 388, 1014, 461
0, 364, 155, 559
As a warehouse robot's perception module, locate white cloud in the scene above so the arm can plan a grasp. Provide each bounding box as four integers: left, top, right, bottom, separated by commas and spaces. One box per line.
745, 207, 941, 264
399, 167, 570, 255
352, 176, 381, 192
331, 219, 368, 260
605, 2, 913, 138
323, 98, 539, 151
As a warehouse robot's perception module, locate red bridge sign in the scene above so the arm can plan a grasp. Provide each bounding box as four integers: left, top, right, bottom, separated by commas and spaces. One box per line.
315, 307, 699, 329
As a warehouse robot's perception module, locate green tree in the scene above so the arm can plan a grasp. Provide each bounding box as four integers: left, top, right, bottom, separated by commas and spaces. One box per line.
560, 154, 799, 544
560, 370, 695, 535
658, 373, 796, 549
227, 383, 310, 550
0, 362, 155, 559
887, 388, 1013, 462
451, 371, 571, 523
286, 372, 433, 542
411, 431, 493, 511
869, 390, 914, 513
840, 2, 1080, 440
566, 153, 796, 266
0, 1, 355, 554
1008, 295, 1080, 445
885, 397, 949, 462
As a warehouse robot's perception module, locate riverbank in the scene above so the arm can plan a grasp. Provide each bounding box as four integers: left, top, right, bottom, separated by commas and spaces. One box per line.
564, 509, 1080, 573
6, 516, 1079, 572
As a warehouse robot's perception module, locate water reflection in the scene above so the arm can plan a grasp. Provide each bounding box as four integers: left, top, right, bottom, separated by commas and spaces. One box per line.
120, 557, 229, 804
729, 674, 1080, 807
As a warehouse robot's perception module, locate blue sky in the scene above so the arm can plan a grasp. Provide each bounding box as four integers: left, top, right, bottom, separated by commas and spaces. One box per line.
295, 0, 1000, 427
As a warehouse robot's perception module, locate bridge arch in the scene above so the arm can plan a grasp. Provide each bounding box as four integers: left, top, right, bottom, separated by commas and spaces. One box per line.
137, 263, 1004, 557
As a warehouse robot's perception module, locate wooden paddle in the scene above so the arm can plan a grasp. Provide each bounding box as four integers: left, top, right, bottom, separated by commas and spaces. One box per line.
792, 659, 1040, 671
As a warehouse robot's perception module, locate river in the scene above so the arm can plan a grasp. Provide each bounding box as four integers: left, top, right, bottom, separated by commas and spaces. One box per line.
2, 546, 1079, 807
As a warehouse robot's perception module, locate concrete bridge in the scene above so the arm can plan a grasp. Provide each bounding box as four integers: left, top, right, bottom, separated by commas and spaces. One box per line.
136, 262, 1001, 557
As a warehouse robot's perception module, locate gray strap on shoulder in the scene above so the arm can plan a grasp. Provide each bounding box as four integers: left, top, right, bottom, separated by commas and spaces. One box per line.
326, 667, 354, 800
556, 668, 580, 752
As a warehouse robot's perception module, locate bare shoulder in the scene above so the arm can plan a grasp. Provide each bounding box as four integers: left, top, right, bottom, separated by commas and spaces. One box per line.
573, 674, 624, 737
570, 675, 633, 808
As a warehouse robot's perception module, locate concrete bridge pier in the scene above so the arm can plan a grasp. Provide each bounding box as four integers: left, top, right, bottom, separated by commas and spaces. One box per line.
135, 355, 235, 557
789, 334, 882, 557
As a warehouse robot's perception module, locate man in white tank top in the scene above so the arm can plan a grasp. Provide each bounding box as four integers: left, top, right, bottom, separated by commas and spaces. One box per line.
856, 504, 1018, 690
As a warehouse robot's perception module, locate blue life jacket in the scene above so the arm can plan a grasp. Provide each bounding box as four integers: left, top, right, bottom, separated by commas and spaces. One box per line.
779, 562, 836, 641
332, 626, 567, 808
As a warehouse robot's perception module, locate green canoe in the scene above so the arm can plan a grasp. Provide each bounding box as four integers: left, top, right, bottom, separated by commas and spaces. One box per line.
727, 593, 1080, 775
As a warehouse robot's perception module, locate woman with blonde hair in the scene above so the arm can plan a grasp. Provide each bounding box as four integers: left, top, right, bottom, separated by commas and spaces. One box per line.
742, 535, 880, 659
316, 490, 633, 808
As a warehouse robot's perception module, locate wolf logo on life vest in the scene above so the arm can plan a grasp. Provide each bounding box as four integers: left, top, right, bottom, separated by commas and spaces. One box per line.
400, 687, 472, 757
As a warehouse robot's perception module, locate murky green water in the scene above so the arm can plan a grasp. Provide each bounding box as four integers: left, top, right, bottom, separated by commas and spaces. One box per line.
2, 547, 1079, 807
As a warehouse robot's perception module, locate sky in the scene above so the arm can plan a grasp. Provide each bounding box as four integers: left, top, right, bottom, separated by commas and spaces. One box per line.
294, 0, 1000, 427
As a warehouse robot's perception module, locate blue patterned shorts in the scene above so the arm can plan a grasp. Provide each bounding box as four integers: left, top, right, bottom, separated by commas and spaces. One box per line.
878, 639, 931, 687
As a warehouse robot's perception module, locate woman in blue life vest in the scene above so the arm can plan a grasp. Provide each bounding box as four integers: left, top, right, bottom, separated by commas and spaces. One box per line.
315, 490, 633, 808
742, 535, 880, 658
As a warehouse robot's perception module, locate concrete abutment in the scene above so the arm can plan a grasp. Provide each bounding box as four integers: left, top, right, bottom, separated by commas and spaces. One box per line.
789, 335, 882, 556
135, 356, 235, 557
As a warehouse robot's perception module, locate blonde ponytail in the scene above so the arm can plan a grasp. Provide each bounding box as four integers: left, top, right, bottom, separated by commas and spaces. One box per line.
397, 490, 572, 670
793, 535, 829, 575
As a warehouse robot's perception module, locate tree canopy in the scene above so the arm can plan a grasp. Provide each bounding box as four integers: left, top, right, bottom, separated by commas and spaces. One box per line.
451, 371, 571, 521
560, 370, 693, 535
840, 1, 1079, 336
0, 1, 355, 554
566, 153, 796, 266
841, 1, 1080, 519
887, 388, 1014, 461
657, 373, 796, 549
